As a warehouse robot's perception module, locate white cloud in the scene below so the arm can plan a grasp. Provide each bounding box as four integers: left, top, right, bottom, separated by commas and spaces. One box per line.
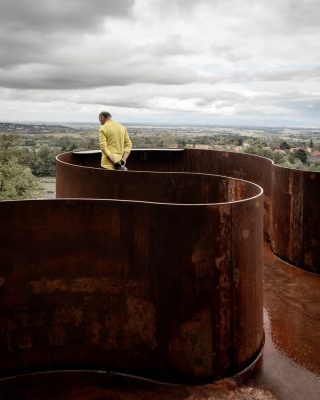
0, 0, 319, 125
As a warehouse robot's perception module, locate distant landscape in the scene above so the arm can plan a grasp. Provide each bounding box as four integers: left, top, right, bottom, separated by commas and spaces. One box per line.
1, 122, 320, 201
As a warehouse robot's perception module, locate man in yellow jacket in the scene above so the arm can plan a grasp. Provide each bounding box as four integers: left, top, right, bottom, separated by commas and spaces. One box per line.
98, 111, 132, 170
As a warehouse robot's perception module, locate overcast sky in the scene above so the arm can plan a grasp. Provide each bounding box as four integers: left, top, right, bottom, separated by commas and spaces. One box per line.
0, 0, 319, 126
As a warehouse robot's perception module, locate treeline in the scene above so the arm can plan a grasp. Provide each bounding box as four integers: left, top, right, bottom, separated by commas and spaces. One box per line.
0, 132, 99, 200
132, 130, 320, 171
243, 138, 320, 172
0, 133, 98, 176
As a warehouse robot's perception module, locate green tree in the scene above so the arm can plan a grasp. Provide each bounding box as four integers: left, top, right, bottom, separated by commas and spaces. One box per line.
310, 139, 314, 149
86, 138, 98, 150
0, 158, 41, 200
0, 134, 20, 163
280, 159, 305, 170
178, 139, 187, 148
294, 148, 308, 164
237, 138, 244, 147
244, 145, 273, 159
0, 133, 19, 151
161, 133, 177, 148
55, 136, 78, 151
280, 141, 290, 150
31, 146, 57, 176
25, 138, 37, 147
273, 152, 286, 165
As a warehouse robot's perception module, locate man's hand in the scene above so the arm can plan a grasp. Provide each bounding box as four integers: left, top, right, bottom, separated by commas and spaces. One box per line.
114, 160, 128, 171
108, 154, 115, 164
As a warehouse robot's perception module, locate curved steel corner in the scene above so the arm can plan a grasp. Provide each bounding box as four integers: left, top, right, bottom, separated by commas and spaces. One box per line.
0, 150, 264, 383
64, 148, 320, 272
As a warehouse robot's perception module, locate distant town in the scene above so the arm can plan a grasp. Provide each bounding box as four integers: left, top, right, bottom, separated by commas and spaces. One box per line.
0, 122, 79, 134
1, 121, 319, 137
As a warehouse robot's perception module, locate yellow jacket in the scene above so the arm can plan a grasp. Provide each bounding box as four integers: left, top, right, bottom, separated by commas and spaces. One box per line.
99, 120, 132, 169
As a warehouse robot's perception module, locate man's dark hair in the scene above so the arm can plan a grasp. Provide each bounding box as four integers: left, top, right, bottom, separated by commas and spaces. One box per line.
99, 111, 112, 119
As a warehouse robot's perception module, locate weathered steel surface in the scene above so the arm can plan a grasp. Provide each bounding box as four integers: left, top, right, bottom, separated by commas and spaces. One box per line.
1, 243, 319, 400
56, 153, 259, 204
72, 149, 186, 172
184, 149, 273, 240
1, 144, 319, 391
0, 154, 263, 382
301, 171, 320, 273
270, 166, 320, 273
271, 165, 304, 266
124, 148, 186, 172
106, 147, 317, 273
68, 148, 273, 234
231, 198, 264, 369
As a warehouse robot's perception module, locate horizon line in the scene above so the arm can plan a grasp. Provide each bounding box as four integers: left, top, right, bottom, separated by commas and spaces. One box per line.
0, 120, 319, 130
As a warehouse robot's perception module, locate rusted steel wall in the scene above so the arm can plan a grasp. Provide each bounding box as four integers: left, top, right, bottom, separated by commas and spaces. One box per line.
70, 149, 272, 236
303, 172, 320, 272
271, 166, 320, 273
68, 149, 272, 234
123, 148, 186, 172
271, 165, 304, 266
0, 171, 263, 383
71, 149, 186, 172
56, 153, 259, 204
184, 149, 273, 241
65, 148, 320, 272
183, 149, 320, 273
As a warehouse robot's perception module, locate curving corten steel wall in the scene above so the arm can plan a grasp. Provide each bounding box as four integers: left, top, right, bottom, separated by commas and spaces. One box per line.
70, 148, 320, 272
183, 149, 273, 242
69, 149, 272, 235
0, 153, 264, 383
127, 149, 318, 273
271, 166, 320, 272
56, 153, 259, 204
60, 148, 320, 272
183, 149, 320, 273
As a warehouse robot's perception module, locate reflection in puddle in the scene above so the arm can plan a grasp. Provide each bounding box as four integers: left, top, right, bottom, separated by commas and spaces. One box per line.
250, 244, 320, 399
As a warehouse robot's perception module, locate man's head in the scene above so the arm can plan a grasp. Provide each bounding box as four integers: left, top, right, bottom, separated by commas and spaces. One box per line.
99, 111, 112, 125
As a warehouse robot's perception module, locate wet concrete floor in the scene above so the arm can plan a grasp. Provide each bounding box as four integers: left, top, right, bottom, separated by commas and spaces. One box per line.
0, 243, 319, 399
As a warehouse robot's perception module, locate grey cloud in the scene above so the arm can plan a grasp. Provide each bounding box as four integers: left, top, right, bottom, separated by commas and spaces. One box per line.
248, 66, 320, 83
210, 44, 250, 63
194, 90, 246, 107
0, 0, 135, 33
148, 35, 198, 57
0, 0, 135, 70
0, 0, 319, 126
87, 99, 147, 109
2, 58, 316, 94
0, 0, 135, 69
263, 91, 320, 108
0, 34, 46, 68
195, 99, 234, 109
203, 64, 320, 85
285, 0, 320, 32
165, 0, 320, 35
0, 60, 200, 90
154, 0, 223, 13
